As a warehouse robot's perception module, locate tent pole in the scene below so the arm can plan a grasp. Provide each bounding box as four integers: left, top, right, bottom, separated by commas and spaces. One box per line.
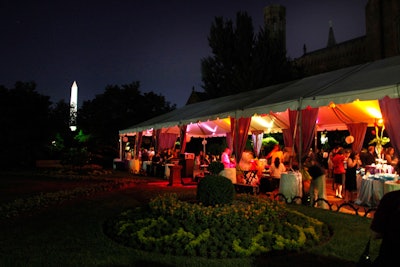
297, 98, 303, 169
119, 135, 123, 160
314, 125, 318, 152
290, 112, 299, 168
298, 108, 302, 169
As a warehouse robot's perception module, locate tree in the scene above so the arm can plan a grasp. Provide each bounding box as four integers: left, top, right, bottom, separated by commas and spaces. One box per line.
47, 100, 76, 159
201, 12, 295, 99
0, 82, 53, 169
78, 82, 176, 167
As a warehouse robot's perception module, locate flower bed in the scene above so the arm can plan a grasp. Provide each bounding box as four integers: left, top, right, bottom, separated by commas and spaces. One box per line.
104, 193, 331, 258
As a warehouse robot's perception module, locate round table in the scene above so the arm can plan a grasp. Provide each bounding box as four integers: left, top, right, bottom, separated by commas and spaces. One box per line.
384, 181, 400, 194
355, 178, 385, 207
279, 172, 302, 203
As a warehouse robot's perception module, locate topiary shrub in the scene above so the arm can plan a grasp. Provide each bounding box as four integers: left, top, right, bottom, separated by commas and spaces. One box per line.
196, 175, 235, 206
207, 161, 224, 175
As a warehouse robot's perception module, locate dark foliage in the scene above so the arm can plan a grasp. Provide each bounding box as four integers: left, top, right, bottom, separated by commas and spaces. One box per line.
207, 161, 224, 175
201, 12, 297, 99
196, 175, 235, 206
0, 82, 53, 169
78, 82, 176, 167
0, 81, 176, 170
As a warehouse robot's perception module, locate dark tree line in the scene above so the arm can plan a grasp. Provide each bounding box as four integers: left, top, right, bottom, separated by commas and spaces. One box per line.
0, 81, 175, 170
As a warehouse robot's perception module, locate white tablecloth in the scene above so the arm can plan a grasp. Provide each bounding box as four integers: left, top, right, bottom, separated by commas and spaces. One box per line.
384, 181, 400, 194
355, 178, 384, 207
279, 172, 302, 201
220, 168, 236, 183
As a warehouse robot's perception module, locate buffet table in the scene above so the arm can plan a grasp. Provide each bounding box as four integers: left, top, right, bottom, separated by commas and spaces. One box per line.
355, 174, 398, 207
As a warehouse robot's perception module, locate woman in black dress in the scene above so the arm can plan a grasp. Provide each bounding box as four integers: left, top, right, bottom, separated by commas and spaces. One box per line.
345, 151, 361, 202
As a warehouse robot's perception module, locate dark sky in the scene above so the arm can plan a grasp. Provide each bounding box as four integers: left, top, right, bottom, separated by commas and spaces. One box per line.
1, 0, 367, 108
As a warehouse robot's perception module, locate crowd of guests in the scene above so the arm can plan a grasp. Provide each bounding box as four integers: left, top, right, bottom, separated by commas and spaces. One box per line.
132, 143, 399, 204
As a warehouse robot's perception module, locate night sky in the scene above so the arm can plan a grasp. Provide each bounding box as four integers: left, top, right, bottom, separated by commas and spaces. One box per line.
1, 0, 367, 108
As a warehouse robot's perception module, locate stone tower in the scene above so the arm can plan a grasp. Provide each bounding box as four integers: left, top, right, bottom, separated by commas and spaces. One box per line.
365, 0, 400, 60
263, 5, 286, 49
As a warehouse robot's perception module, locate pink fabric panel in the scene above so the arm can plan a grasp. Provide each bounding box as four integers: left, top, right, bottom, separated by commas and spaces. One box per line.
158, 133, 178, 152
135, 132, 143, 157
234, 117, 251, 163
282, 128, 292, 148
346, 122, 367, 153
379, 96, 400, 155
155, 129, 162, 153
180, 125, 187, 154
288, 109, 298, 151
300, 107, 319, 157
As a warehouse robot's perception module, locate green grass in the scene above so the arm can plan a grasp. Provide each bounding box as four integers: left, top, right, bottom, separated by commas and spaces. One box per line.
0, 172, 380, 267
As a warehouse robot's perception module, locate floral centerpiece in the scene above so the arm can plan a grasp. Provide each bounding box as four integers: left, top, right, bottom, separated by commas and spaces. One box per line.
369, 119, 390, 159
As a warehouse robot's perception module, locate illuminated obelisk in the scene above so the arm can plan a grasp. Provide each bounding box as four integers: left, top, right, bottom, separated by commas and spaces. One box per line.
69, 81, 78, 131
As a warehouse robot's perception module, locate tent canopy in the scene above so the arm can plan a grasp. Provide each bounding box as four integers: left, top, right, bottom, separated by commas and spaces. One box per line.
120, 56, 400, 137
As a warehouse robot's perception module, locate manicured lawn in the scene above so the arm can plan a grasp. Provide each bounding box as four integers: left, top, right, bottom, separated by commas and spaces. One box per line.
0, 171, 380, 267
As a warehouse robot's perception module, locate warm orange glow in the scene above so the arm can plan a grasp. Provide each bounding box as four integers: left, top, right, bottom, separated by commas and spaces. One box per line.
365, 107, 382, 119
352, 99, 382, 119
329, 102, 336, 108
252, 116, 273, 129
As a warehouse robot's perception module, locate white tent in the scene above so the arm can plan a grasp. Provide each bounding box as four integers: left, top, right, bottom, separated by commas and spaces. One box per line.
120, 56, 400, 139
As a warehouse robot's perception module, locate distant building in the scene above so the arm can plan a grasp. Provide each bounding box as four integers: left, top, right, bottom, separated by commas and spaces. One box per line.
292, 0, 400, 76
186, 0, 400, 104
185, 86, 209, 105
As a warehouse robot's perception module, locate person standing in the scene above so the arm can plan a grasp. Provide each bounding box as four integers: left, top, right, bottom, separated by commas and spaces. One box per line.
328, 147, 338, 189
307, 158, 327, 209
332, 148, 346, 199
345, 151, 361, 203
370, 190, 400, 266
361, 145, 376, 167
269, 157, 286, 190
266, 144, 284, 167
221, 148, 235, 168
384, 147, 398, 169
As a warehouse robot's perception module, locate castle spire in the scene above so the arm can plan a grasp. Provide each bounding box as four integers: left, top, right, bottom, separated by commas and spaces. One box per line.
327, 20, 336, 47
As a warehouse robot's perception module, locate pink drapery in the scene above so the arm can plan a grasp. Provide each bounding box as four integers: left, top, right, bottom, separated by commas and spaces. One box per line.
288, 109, 298, 151
155, 129, 161, 153
158, 133, 178, 152
233, 117, 251, 163
135, 132, 143, 157
289, 107, 319, 158
225, 132, 233, 152
179, 125, 187, 154
251, 130, 264, 158
152, 129, 158, 153
228, 117, 235, 152
379, 96, 400, 155
300, 107, 319, 157
282, 128, 293, 148
346, 122, 368, 153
